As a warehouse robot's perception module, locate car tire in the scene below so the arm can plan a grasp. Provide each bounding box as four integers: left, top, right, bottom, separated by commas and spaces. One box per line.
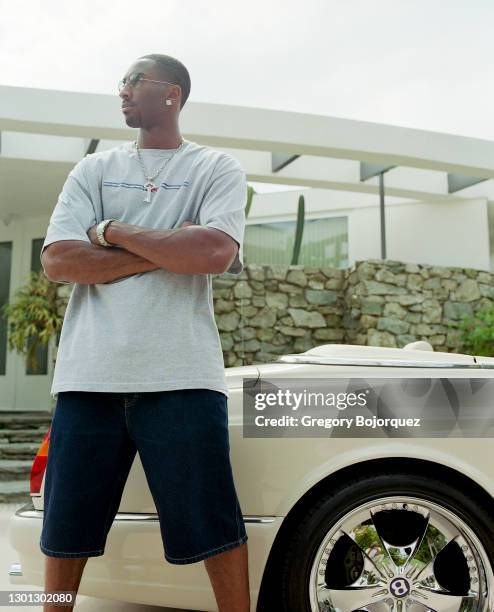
260, 470, 494, 611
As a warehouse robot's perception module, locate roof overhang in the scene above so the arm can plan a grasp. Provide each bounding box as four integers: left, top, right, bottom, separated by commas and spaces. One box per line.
2, 84, 494, 215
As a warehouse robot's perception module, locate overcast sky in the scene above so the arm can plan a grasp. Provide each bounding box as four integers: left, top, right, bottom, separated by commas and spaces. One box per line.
2, 0, 494, 141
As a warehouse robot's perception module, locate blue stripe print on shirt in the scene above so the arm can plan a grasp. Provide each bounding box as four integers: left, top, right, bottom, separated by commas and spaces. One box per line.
103, 182, 145, 191
161, 181, 191, 190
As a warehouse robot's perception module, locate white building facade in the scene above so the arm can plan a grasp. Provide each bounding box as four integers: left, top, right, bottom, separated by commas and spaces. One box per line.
1, 84, 494, 411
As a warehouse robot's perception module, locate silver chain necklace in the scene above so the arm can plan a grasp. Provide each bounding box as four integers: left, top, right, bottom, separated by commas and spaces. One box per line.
134, 139, 185, 203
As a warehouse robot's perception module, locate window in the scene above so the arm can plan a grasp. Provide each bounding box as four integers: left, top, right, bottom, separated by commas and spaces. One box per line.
25, 238, 48, 375
0, 242, 13, 376
488, 203, 494, 272
244, 216, 348, 268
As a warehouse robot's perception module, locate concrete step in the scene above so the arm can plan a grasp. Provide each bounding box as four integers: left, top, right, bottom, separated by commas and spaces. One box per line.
0, 412, 52, 430
0, 443, 41, 460
0, 480, 31, 503
0, 460, 33, 481
0, 428, 48, 444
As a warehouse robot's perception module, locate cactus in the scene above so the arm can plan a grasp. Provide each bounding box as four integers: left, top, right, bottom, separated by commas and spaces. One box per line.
245, 185, 255, 218
291, 195, 305, 265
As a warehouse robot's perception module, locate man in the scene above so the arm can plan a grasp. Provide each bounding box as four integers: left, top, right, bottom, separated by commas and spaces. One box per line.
39, 53, 250, 612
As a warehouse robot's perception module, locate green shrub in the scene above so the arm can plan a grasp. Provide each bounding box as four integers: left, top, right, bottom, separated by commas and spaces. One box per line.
1, 271, 64, 372
456, 304, 494, 356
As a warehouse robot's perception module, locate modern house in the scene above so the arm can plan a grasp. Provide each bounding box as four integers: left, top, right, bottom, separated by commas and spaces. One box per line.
2, 83, 494, 412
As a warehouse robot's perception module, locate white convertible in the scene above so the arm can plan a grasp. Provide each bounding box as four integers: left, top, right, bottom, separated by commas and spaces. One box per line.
8, 342, 494, 611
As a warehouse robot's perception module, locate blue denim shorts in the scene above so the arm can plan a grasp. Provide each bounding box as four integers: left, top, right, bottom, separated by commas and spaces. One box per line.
39, 388, 248, 564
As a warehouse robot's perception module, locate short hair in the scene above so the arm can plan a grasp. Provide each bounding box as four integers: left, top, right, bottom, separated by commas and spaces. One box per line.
138, 54, 191, 110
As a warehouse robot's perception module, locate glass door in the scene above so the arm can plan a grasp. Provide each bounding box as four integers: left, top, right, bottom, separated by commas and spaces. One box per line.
0, 217, 16, 411
0, 214, 54, 411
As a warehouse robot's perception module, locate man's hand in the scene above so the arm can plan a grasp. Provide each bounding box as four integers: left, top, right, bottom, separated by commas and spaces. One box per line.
87, 219, 198, 247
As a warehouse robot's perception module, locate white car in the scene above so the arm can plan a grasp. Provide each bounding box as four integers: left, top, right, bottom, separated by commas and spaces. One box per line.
8, 341, 494, 611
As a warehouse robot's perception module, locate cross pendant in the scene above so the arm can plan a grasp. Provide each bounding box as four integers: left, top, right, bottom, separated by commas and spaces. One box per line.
143, 181, 157, 203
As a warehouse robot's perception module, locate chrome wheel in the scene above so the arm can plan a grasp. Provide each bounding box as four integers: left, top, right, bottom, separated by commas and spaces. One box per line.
309, 495, 493, 611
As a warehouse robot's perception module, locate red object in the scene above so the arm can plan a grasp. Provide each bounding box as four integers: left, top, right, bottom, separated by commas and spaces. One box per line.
30, 427, 51, 495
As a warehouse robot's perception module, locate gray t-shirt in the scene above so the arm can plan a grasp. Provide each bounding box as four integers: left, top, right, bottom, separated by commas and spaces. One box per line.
41, 139, 246, 399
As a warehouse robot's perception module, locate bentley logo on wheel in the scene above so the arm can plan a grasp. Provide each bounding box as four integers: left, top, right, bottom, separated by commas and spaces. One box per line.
389, 577, 411, 598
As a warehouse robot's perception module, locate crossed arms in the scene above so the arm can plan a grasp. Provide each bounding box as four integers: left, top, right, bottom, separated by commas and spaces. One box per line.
41, 219, 239, 285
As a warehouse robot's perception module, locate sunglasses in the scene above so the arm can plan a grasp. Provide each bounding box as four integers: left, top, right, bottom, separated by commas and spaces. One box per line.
118, 72, 176, 93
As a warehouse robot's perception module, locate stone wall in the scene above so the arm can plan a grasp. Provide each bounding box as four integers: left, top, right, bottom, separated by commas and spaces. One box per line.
213, 264, 346, 367
54, 259, 494, 367
212, 259, 494, 365
342, 259, 493, 352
